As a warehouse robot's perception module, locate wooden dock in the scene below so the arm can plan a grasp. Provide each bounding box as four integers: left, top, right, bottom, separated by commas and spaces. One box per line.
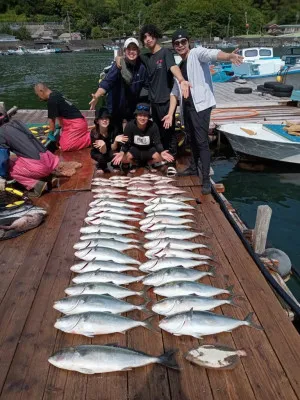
0, 145, 300, 400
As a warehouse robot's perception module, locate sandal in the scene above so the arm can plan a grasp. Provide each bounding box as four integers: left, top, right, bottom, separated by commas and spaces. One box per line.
166, 166, 177, 177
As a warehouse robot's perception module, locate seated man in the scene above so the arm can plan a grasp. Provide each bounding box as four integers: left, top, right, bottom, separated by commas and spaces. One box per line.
90, 107, 127, 174
0, 118, 59, 197
112, 103, 173, 172
34, 83, 91, 152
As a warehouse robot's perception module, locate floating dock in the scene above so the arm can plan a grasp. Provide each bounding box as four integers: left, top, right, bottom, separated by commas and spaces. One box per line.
0, 141, 300, 399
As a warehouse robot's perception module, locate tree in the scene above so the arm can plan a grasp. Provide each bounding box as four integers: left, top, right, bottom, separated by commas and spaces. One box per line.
91, 25, 101, 39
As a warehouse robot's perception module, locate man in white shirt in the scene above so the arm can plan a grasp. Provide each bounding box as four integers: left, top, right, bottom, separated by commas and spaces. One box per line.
163, 29, 243, 194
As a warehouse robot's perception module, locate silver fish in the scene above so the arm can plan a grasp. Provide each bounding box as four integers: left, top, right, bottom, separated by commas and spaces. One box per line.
80, 234, 138, 243
151, 176, 175, 182
128, 191, 155, 197
144, 203, 194, 213
110, 182, 128, 188
127, 198, 148, 204
48, 345, 179, 374
143, 239, 208, 251
86, 213, 140, 222
91, 182, 112, 187
65, 282, 146, 298
71, 261, 137, 273
154, 281, 233, 298
145, 248, 212, 261
80, 225, 136, 235
139, 258, 211, 272
92, 188, 126, 194
93, 193, 128, 199
89, 200, 138, 209
53, 294, 146, 315
185, 344, 247, 370
73, 270, 144, 285
145, 229, 206, 240
155, 189, 186, 195
54, 312, 156, 337
152, 295, 238, 316
159, 309, 262, 338
140, 216, 194, 226
109, 176, 131, 180
143, 266, 215, 286
144, 197, 193, 205
141, 224, 192, 233
147, 211, 194, 217
84, 218, 137, 229
73, 239, 140, 252
87, 207, 141, 217
127, 184, 154, 191
75, 248, 140, 265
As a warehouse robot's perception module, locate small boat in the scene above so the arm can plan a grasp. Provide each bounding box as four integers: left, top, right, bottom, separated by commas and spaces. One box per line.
218, 123, 300, 164
7, 46, 27, 55
28, 45, 56, 55
102, 44, 120, 51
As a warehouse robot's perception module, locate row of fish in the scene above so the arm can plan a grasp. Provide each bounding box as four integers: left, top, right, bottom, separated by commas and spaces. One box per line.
49, 173, 258, 374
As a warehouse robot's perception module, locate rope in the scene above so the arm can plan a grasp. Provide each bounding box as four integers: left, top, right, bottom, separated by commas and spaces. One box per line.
212, 108, 259, 120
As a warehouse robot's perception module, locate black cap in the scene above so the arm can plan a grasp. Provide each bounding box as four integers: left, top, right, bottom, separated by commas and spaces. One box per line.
172, 29, 189, 43
96, 107, 111, 120
134, 103, 151, 116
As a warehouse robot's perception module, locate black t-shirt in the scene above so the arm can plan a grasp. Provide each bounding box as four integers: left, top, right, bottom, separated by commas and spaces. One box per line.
47, 91, 83, 120
140, 48, 176, 104
180, 60, 193, 108
90, 124, 119, 153
121, 120, 164, 153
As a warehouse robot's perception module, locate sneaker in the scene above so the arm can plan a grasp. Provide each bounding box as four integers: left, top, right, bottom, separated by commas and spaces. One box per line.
201, 181, 211, 195
166, 166, 177, 177
28, 180, 48, 198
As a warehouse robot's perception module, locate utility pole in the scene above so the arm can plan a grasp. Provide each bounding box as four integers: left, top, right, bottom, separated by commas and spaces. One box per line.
227, 14, 231, 38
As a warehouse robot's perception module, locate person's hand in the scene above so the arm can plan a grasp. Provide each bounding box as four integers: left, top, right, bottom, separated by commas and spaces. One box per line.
115, 134, 128, 144
229, 52, 244, 66
161, 150, 174, 163
115, 56, 123, 69
112, 152, 124, 165
162, 114, 173, 129
180, 80, 192, 99
0, 177, 6, 191
89, 93, 99, 110
94, 139, 105, 149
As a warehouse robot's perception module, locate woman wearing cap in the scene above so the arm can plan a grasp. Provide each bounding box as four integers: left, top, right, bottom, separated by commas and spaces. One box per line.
112, 103, 173, 172
89, 38, 148, 130
163, 29, 243, 194
90, 107, 127, 174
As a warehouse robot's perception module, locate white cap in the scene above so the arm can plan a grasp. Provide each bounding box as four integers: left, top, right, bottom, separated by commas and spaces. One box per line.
124, 37, 140, 49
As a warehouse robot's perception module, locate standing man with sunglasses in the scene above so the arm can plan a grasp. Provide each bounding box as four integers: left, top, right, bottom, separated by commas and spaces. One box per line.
163, 29, 243, 193
138, 24, 190, 176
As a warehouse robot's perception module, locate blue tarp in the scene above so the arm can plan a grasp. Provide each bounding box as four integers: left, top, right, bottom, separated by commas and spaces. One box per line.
263, 124, 300, 143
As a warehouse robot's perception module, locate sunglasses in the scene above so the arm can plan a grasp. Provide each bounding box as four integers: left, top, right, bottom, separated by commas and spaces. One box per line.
174, 38, 188, 47
136, 105, 150, 112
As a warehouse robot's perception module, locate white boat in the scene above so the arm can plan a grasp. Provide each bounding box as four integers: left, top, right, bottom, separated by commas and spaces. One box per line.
28, 45, 56, 55
7, 46, 27, 55
218, 123, 300, 164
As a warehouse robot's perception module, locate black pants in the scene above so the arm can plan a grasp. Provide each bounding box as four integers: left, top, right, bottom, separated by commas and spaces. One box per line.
91, 149, 113, 170
183, 105, 212, 182
151, 101, 177, 158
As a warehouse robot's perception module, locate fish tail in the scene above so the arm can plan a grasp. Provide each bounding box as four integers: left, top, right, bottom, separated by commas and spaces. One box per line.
142, 315, 160, 333
244, 312, 263, 331
237, 349, 247, 357
158, 349, 180, 370
228, 295, 242, 309
139, 299, 153, 315
200, 231, 213, 239
226, 284, 234, 295
139, 287, 150, 302
208, 265, 216, 276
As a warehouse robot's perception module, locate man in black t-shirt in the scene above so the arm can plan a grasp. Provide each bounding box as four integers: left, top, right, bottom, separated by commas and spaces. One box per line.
138, 24, 190, 175
112, 103, 174, 172
34, 83, 91, 152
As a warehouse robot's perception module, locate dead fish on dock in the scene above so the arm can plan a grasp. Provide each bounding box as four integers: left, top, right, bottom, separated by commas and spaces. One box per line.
143, 239, 208, 251
152, 295, 238, 315
73, 270, 144, 285
80, 225, 136, 235
143, 266, 216, 286
109, 176, 131, 180
71, 261, 137, 273
155, 189, 186, 195
159, 309, 262, 338
86, 213, 140, 222
49, 345, 179, 374
65, 282, 147, 299
141, 224, 192, 233
84, 217, 138, 229
0, 212, 45, 232
75, 247, 140, 265
92, 187, 126, 194
140, 216, 194, 226
146, 210, 194, 217
145, 197, 193, 205
54, 312, 157, 336
127, 184, 154, 191
154, 281, 233, 298
185, 344, 247, 369
73, 239, 141, 252
127, 198, 150, 204
139, 258, 211, 272
80, 234, 138, 243
93, 193, 128, 200
128, 191, 155, 197
54, 294, 147, 315
145, 228, 207, 240
144, 203, 194, 213
87, 207, 141, 217
145, 247, 212, 261
89, 200, 138, 209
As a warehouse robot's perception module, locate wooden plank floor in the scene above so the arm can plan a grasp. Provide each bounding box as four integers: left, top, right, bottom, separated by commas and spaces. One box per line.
0, 148, 299, 400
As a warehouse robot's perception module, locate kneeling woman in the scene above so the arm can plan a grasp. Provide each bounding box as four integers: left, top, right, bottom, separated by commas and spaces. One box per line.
90, 107, 127, 174
112, 104, 173, 172
0, 119, 59, 197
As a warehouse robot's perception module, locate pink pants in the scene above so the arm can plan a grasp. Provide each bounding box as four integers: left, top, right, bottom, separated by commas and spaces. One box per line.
10, 151, 59, 190
59, 117, 91, 152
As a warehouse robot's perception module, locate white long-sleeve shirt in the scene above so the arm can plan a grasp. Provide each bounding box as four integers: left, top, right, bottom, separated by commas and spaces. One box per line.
171, 46, 220, 118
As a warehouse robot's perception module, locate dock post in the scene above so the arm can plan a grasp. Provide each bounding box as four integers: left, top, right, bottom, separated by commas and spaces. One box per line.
253, 205, 272, 254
